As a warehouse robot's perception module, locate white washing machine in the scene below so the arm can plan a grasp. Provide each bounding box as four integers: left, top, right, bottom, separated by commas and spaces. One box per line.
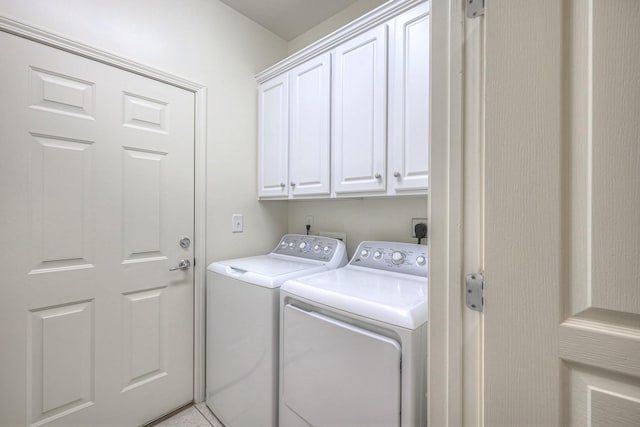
279, 241, 428, 427
206, 234, 347, 427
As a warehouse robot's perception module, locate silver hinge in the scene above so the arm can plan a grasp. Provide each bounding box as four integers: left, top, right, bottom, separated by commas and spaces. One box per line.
467, 0, 485, 18
465, 273, 484, 312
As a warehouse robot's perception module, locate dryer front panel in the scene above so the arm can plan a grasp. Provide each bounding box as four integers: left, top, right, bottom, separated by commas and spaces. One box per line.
282, 304, 401, 426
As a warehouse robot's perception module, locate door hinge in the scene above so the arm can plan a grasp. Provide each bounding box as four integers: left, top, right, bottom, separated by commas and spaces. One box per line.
465, 273, 484, 312
467, 0, 485, 18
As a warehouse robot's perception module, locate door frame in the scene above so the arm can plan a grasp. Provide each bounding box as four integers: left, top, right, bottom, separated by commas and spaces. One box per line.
428, 0, 465, 425
0, 16, 208, 402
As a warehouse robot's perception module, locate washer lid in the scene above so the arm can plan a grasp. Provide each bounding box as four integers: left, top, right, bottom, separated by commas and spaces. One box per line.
225, 256, 317, 276
208, 255, 328, 288
281, 267, 428, 329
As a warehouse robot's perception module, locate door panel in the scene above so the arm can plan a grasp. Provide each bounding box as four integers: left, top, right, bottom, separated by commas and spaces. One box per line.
484, 0, 640, 425
0, 31, 194, 426
28, 300, 95, 425
29, 134, 95, 273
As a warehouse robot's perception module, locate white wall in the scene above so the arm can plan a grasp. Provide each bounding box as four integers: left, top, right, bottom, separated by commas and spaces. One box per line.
0, 0, 290, 262
288, 0, 387, 54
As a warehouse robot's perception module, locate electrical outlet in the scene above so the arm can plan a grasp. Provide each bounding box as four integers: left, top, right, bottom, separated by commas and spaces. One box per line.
305, 215, 313, 226
232, 214, 243, 233
411, 218, 428, 237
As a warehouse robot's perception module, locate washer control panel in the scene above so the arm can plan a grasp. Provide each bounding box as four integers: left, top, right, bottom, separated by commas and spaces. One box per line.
350, 241, 428, 276
273, 234, 345, 263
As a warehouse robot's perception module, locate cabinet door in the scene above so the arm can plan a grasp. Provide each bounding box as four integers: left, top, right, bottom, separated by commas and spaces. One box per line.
388, 2, 430, 193
258, 74, 289, 198
289, 52, 331, 197
332, 25, 387, 195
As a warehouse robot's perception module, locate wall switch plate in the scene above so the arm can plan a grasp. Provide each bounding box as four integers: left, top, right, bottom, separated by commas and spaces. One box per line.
411, 218, 428, 237
232, 214, 243, 233
319, 231, 346, 247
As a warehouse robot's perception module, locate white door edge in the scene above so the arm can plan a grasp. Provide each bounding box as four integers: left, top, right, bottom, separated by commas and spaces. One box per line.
0, 15, 208, 403
428, 0, 465, 426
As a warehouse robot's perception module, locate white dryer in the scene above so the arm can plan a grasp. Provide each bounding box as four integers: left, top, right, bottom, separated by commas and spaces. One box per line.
279, 241, 428, 427
206, 234, 347, 427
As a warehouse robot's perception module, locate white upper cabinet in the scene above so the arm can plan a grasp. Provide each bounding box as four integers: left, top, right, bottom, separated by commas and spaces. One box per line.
289, 52, 331, 197
387, 2, 430, 193
258, 74, 289, 198
332, 25, 388, 195
256, 0, 429, 200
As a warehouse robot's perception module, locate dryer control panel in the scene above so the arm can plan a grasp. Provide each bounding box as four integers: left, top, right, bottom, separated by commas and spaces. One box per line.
349, 241, 428, 277
273, 234, 347, 266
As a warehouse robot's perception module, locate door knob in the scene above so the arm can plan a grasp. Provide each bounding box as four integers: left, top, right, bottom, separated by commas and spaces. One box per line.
169, 259, 191, 271
393, 171, 401, 178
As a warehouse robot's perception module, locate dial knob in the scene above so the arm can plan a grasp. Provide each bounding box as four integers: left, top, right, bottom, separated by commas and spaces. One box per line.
373, 251, 383, 260
391, 251, 405, 265
313, 244, 321, 252
288, 242, 295, 248
323, 246, 331, 254
416, 255, 426, 266
299, 242, 307, 250
280, 241, 287, 248
360, 249, 369, 258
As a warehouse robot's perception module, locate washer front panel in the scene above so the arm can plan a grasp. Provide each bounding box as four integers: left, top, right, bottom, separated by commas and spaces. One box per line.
282, 304, 401, 426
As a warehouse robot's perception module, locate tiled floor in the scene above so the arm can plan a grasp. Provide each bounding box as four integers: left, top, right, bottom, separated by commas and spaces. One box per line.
152, 402, 223, 427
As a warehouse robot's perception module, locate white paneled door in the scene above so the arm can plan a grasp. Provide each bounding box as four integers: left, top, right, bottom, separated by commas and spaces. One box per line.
0, 32, 194, 426
484, 1, 640, 425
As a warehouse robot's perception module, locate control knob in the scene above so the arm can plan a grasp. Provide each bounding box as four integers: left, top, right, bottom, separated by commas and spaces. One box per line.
391, 251, 405, 265
299, 242, 308, 250
360, 249, 370, 258
373, 251, 383, 260
416, 255, 426, 266
313, 244, 321, 252
323, 246, 331, 254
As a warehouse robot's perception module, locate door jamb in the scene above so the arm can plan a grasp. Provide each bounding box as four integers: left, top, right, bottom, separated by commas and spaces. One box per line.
0, 16, 209, 402
428, 0, 465, 425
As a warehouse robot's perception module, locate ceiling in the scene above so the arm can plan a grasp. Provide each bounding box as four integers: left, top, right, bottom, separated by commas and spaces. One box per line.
219, 0, 362, 41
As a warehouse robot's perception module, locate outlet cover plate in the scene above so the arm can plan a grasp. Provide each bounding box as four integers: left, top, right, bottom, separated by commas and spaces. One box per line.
305, 215, 313, 226
411, 218, 428, 238
232, 214, 243, 233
